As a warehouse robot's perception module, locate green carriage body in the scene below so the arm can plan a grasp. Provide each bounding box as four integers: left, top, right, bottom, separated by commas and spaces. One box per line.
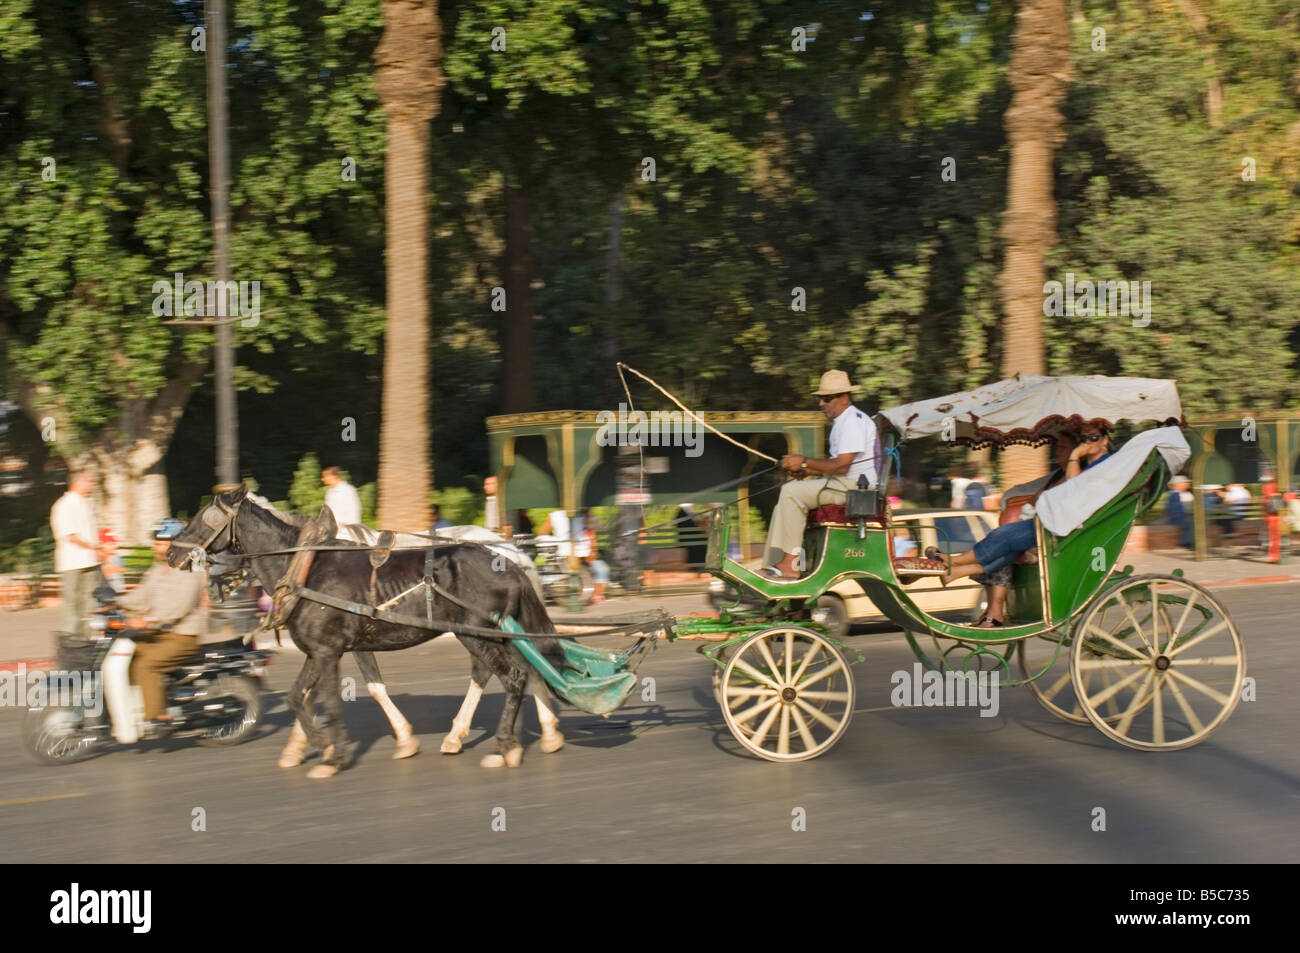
672, 426, 1245, 760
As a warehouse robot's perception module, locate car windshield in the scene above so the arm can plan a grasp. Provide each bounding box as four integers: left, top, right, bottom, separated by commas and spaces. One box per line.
932, 516, 978, 554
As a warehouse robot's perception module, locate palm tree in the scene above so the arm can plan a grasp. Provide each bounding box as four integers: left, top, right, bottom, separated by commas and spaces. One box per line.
998, 0, 1071, 487
374, 0, 444, 530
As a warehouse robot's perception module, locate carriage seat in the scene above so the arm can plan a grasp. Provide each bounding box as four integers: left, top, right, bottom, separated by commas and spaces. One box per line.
810, 504, 887, 526
809, 505, 850, 525
893, 556, 947, 573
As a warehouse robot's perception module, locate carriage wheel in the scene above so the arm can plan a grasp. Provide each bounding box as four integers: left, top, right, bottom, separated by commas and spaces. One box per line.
1070, 575, 1245, 751
719, 626, 855, 762
1018, 630, 1151, 726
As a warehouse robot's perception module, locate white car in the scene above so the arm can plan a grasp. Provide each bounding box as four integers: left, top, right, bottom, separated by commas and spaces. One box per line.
814, 508, 998, 638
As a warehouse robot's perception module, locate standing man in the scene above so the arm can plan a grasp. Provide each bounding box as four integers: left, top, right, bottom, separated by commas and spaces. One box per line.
321, 466, 362, 527
51, 471, 100, 636
763, 370, 878, 580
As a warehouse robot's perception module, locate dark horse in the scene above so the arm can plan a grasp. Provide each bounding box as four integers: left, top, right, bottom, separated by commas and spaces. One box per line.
167, 486, 561, 778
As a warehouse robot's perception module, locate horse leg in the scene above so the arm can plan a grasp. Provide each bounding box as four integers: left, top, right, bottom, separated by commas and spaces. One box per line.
442, 658, 490, 754
354, 651, 419, 759
480, 662, 527, 769
280, 656, 323, 768
529, 671, 564, 753
535, 695, 564, 753
306, 654, 347, 780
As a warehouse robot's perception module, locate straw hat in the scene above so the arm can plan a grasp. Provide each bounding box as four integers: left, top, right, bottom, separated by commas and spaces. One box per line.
814, 369, 857, 396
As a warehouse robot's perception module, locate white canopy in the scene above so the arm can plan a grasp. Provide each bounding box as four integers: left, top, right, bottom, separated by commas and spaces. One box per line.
879, 374, 1183, 447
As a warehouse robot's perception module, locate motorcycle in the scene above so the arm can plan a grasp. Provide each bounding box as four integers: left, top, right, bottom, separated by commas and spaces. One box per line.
23, 589, 272, 765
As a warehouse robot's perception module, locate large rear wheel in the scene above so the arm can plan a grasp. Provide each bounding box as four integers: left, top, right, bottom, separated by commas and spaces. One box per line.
1070, 575, 1245, 750
719, 626, 854, 762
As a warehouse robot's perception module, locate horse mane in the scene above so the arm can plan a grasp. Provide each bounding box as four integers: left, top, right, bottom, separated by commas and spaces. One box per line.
246, 492, 310, 527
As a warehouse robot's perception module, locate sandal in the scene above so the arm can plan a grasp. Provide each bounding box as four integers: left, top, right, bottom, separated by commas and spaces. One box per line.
973, 615, 1004, 628
759, 567, 796, 581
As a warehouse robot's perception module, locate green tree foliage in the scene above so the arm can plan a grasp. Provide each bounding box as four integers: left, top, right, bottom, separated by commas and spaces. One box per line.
1049, 1, 1300, 413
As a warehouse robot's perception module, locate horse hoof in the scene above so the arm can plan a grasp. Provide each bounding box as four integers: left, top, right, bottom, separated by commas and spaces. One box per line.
306, 763, 339, 780
540, 732, 565, 754
440, 736, 463, 755
393, 736, 420, 759
278, 749, 306, 768
503, 746, 523, 768
479, 753, 505, 768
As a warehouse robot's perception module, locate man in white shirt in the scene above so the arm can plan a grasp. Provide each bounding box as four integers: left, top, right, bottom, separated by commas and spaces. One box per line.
763, 370, 878, 579
321, 466, 362, 527
50, 471, 101, 636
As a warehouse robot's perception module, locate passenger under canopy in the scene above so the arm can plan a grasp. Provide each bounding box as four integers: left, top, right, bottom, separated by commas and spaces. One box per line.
879, 374, 1184, 448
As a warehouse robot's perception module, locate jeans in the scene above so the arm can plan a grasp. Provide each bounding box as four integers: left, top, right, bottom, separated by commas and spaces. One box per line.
971, 519, 1037, 575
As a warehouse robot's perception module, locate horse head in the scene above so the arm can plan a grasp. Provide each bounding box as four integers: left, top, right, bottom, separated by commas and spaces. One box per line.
166, 485, 249, 569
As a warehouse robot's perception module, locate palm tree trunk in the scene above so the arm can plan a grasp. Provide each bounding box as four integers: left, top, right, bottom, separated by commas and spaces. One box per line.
998, 0, 1071, 487
375, 0, 443, 531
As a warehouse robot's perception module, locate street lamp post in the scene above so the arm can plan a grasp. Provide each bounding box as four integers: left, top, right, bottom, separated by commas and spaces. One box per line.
206, 0, 238, 488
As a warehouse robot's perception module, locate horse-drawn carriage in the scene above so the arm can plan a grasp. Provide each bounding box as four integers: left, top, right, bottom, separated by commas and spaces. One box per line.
671, 375, 1246, 761
148, 375, 1245, 776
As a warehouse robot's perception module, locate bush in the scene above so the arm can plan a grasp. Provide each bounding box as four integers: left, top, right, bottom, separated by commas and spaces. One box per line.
431, 486, 482, 527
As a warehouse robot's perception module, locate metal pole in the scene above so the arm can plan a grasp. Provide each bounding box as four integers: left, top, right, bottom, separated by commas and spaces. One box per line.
206, 0, 237, 486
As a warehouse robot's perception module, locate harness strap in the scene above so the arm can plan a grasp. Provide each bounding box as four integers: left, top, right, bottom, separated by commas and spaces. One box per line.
291, 585, 673, 642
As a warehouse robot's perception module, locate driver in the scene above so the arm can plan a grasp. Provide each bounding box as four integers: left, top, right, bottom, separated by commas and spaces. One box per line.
762, 370, 878, 579
121, 521, 207, 735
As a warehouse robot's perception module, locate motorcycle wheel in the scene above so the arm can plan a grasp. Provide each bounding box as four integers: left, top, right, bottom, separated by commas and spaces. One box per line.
23, 706, 97, 765
195, 676, 262, 747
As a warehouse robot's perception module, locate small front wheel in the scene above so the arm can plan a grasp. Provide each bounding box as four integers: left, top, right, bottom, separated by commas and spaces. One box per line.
23, 706, 97, 765
719, 626, 855, 762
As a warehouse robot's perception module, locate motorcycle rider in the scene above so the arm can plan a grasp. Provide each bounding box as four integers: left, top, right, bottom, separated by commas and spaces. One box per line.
120, 521, 207, 736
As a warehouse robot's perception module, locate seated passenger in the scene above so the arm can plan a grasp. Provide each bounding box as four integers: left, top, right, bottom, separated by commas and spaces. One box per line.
938, 422, 1114, 605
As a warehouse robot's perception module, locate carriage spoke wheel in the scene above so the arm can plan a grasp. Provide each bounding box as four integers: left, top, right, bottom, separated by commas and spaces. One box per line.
719, 626, 855, 762
1019, 630, 1150, 726
1070, 575, 1245, 751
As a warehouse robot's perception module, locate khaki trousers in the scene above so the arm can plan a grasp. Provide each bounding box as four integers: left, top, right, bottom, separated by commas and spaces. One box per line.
60, 567, 100, 637
765, 476, 854, 565
130, 632, 200, 720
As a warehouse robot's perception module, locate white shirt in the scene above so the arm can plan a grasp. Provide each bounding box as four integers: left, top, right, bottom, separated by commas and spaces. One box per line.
949, 476, 971, 509
545, 510, 571, 557
51, 491, 98, 572
325, 482, 362, 527
828, 405, 878, 486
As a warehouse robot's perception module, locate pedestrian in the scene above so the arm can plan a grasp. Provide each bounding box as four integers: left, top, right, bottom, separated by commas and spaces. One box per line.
321, 466, 362, 526
1261, 469, 1281, 563
949, 467, 972, 511
50, 471, 100, 637
963, 472, 990, 511
430, 504, 453, 533
98, 529, 127, 594
1163, 474, 1193, 549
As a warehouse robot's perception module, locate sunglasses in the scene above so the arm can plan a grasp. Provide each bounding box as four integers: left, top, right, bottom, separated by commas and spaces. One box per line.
817, 394, 845, 405
1082, 433, 1105, 442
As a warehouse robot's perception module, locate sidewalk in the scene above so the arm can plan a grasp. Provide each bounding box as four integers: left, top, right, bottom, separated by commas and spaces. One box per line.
3, 554, 1295, 667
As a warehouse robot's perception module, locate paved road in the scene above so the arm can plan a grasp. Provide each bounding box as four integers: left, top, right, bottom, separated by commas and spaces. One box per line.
1, 585, 1296, 863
